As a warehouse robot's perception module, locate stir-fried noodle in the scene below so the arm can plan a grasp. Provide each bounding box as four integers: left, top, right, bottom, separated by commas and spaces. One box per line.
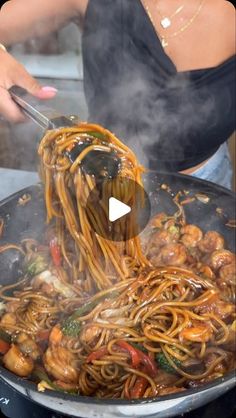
0, 123, 235, 399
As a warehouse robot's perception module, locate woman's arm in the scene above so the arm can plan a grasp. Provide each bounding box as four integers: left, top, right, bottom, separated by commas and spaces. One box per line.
0, 0, 88, 122
0, 0, 87, 46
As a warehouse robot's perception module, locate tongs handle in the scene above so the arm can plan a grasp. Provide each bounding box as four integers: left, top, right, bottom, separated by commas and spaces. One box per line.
9, 87, 121, 178
9, 86, 74, 130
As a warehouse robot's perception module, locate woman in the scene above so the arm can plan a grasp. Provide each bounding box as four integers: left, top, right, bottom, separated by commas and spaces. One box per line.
0, 0, 235, 188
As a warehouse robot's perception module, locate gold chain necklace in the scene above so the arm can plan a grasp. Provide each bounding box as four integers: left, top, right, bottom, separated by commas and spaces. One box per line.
143, 0, 205, 48
156, 4, 185, 29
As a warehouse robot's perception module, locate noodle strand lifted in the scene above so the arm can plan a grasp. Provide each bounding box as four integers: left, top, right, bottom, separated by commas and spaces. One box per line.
38, 123, 148, 292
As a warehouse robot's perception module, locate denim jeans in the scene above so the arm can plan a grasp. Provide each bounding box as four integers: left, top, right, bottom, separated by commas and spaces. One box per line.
190, 143, 233, 190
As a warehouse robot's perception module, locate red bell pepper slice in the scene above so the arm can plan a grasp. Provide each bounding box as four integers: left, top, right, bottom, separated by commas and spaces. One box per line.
139, 352, 158, 378
116, 340, 158, 377
0, 339, 10, 354
86, 346, 109, 363
130, 376, 148, 399
116, 340, 141, 368
49, 238, 61, 267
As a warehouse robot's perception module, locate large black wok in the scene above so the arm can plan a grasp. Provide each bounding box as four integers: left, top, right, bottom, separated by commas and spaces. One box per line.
0, 172, 235, 418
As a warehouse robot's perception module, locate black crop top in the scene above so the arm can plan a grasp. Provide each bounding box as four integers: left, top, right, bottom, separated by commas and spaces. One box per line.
82, 0, 236, 171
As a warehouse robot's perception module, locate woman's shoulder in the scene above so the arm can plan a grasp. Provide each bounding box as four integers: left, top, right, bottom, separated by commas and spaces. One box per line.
206, 0, 235, 25
207, 0, 235, 12
74, 0, 89, 16
207, 0, 235, 29
221, 0, 235, 13
204, 0, 235, 60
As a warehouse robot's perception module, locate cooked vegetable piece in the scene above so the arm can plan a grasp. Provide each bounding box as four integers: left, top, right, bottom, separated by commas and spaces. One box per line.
130, 376, 148, 399
25, 254, 48, 276
69, 290, 120, 321
86, 131, 106, 140
49, 238, 62, 267
33, 367, 78, 394
130, 342, 148, 353
117, 340, 158, 377
0, 339, 10, 354
61, 319, 81, 337
86, 346, 109, 362
156, 352, 182, 374
62, 290, 120, 337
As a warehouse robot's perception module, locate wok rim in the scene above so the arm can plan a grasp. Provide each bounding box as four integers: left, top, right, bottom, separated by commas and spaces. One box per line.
0, 367, 235, 405
0, 173, 235, 406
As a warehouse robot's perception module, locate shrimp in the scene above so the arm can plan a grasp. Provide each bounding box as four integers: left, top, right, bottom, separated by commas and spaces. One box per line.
49, 325, 63, 345
3, 344, 34, 377
148, 230, 173, 253
198, 264, 215, 279
181, 225, 203, 248
209, 250, 235, 271
151, 243, 187, 266
147, 230, 175, 258
194, 293, 235, 319
222, 320, 236, 351
16, 332, 41, 361
80, 325, 101, 345
179, 325, 213, 343
219, 263, 236, 286
43, 346, 79, 383
211, 299, 235, 319
217, 263, 236, 303
198, 231, 224, 253
149, 212, 167, 229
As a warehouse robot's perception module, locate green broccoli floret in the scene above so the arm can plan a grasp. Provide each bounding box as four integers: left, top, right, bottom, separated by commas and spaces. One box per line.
61, 318, 81, 337
156, 352, 182, 374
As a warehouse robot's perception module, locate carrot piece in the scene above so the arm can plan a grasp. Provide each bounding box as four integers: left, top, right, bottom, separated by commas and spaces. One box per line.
49, 326, 62, 345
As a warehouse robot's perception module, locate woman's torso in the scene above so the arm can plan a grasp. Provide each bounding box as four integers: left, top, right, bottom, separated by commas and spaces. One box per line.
81, 0, 235, 171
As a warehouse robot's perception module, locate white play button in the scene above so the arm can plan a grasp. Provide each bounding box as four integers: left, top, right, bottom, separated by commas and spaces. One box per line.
108, 197, 131, 222
86, 177, 151, 241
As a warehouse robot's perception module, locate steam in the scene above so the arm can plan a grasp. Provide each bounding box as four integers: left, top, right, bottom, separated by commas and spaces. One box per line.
83, 1, 220, 169
87, 50, 216, 168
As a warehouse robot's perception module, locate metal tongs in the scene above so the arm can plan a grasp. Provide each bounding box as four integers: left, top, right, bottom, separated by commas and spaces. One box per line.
9, 86, 120, 177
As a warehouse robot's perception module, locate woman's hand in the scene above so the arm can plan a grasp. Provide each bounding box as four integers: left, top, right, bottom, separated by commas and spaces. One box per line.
0, 49, 57, 123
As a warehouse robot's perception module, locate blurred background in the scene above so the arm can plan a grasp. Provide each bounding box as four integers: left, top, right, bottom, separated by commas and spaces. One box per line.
0, 22, 88, 172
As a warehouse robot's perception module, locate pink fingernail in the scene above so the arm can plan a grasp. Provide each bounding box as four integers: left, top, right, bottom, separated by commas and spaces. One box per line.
41, 86, 58, 93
